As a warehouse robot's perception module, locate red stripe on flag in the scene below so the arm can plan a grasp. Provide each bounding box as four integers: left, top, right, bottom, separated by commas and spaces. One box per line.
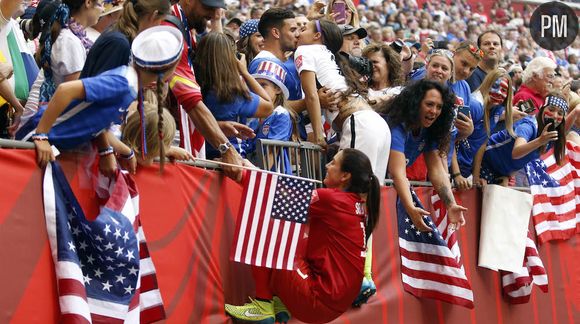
58, 278, 88, 299
60, 313, 92, 324
400, 265, 472, 289
402, 283, 474, 308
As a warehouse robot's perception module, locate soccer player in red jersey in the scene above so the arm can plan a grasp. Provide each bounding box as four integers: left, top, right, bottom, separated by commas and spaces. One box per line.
225, 148, 381, 323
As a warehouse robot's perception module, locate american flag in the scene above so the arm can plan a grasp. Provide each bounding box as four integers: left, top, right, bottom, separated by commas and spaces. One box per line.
526, 141, 580, 244
231, 170, 314, 270
396, 191, 474, 308
500, 232, 548, 304
42, 162, 165, 323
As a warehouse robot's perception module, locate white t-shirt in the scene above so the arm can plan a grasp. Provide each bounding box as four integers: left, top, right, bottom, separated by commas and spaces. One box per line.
339, 109, 391, 183
85, 27, 100, 43
50, 28, 87, 86
294, 44, 347, 92
368, 86, 402, 101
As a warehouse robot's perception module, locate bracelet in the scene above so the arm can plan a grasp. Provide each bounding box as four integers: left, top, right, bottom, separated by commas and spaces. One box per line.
98, 146, 114, 157
402, 53, 414, 61
31, 133, 49, 141
451, 172, 461, 179
118, 149, 135, 160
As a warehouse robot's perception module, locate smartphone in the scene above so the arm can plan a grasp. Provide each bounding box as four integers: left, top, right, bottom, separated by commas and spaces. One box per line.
517, 99, 535, 113
457, 105, 471, 120
544, 117, 557, 132
332, 3, 346, 24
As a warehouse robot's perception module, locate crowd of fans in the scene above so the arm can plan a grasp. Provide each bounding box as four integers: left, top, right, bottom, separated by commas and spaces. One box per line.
0, 0, 579, 322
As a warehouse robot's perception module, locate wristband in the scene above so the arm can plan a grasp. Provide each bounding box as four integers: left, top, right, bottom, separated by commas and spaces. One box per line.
451, 172, 461, 179
402, 53, 414, 62
98, 146, 114, 157
118, 149, 135, 160
31, 133, 49, 141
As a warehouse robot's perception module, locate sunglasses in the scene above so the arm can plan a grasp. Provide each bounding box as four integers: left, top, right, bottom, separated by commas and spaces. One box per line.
428, 48, 454, 60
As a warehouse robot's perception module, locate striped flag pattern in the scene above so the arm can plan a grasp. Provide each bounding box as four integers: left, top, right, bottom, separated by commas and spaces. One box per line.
42, 162, 165, 323
396, 191, 474, 308
500, 232, 548, 304
527, 141, 580, 244
231, 170, 314, 270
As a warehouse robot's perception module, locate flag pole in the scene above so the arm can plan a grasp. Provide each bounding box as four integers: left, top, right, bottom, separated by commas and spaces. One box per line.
180, 157, 324, 184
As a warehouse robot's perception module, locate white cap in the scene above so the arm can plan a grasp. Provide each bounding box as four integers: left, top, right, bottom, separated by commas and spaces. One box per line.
131, 26, 183, 72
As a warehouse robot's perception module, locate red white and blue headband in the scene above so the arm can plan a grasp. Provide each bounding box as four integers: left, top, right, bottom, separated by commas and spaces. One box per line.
541, 95, 568, 113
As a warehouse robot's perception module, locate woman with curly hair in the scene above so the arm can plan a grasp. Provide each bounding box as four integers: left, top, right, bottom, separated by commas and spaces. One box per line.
362, 43, 404, 101
386, 80, 468, 232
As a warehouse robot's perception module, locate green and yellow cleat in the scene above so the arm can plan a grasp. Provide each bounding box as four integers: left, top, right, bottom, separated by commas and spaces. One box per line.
225, 298, 275, 324
273, 296, 291, 323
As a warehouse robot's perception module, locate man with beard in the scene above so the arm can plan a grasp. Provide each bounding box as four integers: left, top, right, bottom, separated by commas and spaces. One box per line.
249, 7, 302, 101
466, 31, 503, 92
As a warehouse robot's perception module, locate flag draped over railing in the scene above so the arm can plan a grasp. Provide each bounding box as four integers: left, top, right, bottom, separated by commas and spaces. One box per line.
396, 191, 474, 308
500, 231, 548, 304
526, 141, 580, 244
42, 162, 165, 323
231, 170, 314, 270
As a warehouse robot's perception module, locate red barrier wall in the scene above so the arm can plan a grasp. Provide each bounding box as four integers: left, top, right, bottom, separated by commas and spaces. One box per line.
1, 148, 578, 323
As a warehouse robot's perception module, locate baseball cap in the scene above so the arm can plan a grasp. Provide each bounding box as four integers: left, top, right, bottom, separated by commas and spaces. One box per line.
200, 0, 226, 8
226, 17, 243, 27
339, 24, 368, 39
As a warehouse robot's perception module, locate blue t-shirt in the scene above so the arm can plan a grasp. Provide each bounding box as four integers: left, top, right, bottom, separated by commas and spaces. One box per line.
482, 116, 539, 176
17, 66, 137, 149
456, 98, 485, 177
204, 91, 260, 158
489, 104, 505, 133
249, 54, 302, 101
390, 123, 438, 166
409, 66, 426, 81
251, 106, 293, 174
80, 30, 131, 78
465, 66, 487, 93
450, 80, 471, 107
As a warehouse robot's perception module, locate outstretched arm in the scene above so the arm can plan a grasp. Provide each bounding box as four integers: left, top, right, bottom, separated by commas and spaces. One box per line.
425, 150, 467, 229
388, 150, 432, 232
33, 81, 86, 167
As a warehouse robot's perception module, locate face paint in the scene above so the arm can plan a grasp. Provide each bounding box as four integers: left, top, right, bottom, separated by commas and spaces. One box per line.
489, 77, 509, 105
541, 95, 568, 130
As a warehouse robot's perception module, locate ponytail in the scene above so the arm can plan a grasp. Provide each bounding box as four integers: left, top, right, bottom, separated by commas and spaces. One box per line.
36, 3, 70, 103
156, 74, 165, 172
365, 174, 381, 240
115, 0, 171, 42
339, 148, 381, 240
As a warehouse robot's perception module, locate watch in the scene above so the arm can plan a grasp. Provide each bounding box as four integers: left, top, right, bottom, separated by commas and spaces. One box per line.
218, 142, 232, 155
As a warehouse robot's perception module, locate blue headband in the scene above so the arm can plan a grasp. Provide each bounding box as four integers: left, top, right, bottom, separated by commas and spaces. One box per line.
315, 20, 325, 44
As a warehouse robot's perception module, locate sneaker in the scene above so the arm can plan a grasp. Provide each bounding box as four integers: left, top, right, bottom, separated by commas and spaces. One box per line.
273, 296, 291, 323
352, 277, 377, 307
225, 297, 275, 323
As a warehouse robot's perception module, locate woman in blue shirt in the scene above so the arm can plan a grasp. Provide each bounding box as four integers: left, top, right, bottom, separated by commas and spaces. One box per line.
195, 32, 273, 159
386, 80, 468, 232
452, 70, 516, 189
475, 93, 568, 186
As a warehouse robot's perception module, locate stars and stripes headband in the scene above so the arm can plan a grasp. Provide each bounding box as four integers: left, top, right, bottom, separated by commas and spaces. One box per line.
542, 95, 568, 113
239, 19, 259, 39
